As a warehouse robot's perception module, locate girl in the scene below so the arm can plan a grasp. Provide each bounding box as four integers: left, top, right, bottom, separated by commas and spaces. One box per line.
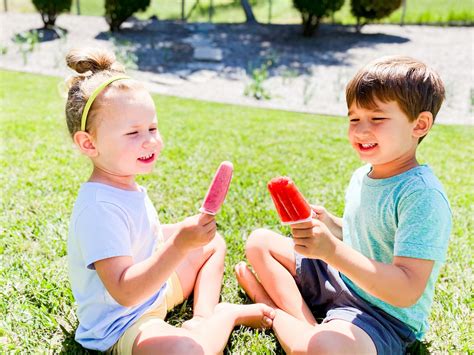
65, 47, 274, 354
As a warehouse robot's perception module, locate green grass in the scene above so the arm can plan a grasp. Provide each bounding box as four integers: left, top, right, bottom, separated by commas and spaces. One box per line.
1, 70, 473, 353
6, 0, 474, 24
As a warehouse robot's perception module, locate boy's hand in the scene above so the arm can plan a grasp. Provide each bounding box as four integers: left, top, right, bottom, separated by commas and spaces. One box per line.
291, 219, 337, 260
173, 213, 216, 252
310, 204, 343, 241
310, 204, 332, 225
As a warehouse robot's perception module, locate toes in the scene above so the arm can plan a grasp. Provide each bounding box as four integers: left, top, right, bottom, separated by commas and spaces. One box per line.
261, 304, 276, 319
262, 316, 273, 328
234, 261, 247, 276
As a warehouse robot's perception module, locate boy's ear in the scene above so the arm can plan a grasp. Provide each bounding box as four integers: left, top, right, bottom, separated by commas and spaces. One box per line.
412, 111, 433, 138
73, 131, 98, 157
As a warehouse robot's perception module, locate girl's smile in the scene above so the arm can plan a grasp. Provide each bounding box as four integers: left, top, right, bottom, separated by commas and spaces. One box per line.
86, 87, 163, 189
137, 153, 156, 164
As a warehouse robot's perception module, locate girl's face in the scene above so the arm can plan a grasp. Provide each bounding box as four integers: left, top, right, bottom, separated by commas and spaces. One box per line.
89, 88, 163, 188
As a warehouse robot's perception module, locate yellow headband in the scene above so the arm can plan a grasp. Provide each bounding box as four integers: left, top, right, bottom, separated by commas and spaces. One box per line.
80, 75, 130, 131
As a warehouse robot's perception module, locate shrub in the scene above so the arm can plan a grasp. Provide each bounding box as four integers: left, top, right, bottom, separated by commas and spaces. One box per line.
351, 0, 402, 31
292, 0, 344, 37
32, 0, 72, 28
105, 0, 151, 32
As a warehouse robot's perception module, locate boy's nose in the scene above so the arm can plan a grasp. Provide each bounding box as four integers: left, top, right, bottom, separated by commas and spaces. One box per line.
354, 122, 371, 136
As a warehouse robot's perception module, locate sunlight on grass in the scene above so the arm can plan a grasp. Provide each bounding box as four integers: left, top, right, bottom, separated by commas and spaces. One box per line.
0, 70, 472, 353
6, 0, 474, 24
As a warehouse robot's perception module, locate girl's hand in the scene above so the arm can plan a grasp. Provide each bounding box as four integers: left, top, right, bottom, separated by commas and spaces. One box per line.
290, 219, 337, 260
173, 213, 216, 252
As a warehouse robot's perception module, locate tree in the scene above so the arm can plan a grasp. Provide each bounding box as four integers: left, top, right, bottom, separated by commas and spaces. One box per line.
351, 0, 402, 32
292, 0, 344, 37
240, 0, 257, 24
32, 0, 72, 28
105, 0, 151, 32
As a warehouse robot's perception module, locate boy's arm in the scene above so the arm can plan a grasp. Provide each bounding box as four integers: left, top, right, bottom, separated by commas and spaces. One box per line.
292, 220, 434, 307
326, 240, 434, 307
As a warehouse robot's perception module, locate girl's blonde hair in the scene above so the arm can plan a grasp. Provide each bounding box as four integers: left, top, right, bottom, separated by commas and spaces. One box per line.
65, 47, 141, 136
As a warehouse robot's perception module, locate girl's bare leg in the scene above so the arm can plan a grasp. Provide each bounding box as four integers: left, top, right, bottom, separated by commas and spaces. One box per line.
162, 224, 226, 327
245, 228, 316, 325
133, 302, 275, 355
235, 262, 376, 355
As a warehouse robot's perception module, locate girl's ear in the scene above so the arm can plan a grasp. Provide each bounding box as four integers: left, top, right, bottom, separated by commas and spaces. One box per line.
412, 111, 433, 138
73, 131, 98, 157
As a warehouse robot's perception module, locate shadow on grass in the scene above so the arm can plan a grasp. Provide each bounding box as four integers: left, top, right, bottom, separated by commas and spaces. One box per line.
92, 19, 409, 79
58, 321, 98, 354
12, 27, 68, 43
407, 339, 431, 355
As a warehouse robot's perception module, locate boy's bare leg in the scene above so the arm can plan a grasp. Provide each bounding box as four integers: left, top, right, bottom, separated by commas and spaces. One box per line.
133, 302, 275, 355
236, 262, 376, 355
245, 228, 316, 325
162, 224, 226, 328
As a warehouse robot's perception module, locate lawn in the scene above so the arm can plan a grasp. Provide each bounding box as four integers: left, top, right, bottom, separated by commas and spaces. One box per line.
0, 70, 472, 353
6, 0, 474, 24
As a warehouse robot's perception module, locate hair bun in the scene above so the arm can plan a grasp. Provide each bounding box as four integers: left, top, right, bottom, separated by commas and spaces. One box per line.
66, 47, 125, 74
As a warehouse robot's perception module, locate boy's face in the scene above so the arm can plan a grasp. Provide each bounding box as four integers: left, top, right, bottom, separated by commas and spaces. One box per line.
348, 99, 420, 178
91, 88, 163, 181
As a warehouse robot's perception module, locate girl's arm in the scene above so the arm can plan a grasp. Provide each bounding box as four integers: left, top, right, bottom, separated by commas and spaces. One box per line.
95, 213, 216, 307
94, 239, 185, 307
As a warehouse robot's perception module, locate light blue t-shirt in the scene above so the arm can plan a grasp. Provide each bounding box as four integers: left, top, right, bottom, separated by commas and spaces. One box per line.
341, 164, 451, 339
67, 183, 167, 351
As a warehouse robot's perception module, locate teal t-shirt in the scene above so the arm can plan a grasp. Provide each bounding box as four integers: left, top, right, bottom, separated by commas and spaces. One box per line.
341, 164, 451, 339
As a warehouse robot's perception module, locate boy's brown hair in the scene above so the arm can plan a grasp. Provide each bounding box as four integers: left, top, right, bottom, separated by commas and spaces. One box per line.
346, 56, 445, 142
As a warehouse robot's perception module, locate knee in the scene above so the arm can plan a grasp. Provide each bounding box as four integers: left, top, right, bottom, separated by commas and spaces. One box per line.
245, 228, 272, 261
171, 337, 205, 355
135, 335, 205, 355
212, 231, 227, 255
304, 332, 339, 355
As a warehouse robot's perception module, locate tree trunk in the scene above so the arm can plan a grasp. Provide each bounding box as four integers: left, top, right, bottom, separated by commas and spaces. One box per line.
240, 0, 257, 24
302, 13, 319, 37
400, 0, 407, 26
41, 13, 57, 28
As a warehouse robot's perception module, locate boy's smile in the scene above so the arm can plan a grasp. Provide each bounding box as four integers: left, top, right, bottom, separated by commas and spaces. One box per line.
348, 99, 421, 178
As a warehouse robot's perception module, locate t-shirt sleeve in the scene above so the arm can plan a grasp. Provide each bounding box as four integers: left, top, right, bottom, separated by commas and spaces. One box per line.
394, 188, 452, 262
74, 202, 132, 269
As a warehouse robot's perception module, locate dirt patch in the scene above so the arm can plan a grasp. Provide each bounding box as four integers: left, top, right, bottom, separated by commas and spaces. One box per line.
1, 13, 472, 125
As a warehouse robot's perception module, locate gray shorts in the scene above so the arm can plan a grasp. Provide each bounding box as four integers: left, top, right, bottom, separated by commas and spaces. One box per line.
294, 254, 416, 355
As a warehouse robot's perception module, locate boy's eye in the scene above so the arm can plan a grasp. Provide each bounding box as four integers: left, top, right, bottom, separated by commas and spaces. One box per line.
372, 117, 386, 121
349, 118, 359, 123
126, 131, 138, 136
149, 128, 157, 132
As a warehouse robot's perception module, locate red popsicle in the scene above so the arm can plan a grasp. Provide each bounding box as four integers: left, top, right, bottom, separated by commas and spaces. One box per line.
199, 161, 233, 215
267, 176, 312, 224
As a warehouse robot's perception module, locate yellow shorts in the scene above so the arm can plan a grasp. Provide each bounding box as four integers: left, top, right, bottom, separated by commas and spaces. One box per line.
107, 271, 184, 355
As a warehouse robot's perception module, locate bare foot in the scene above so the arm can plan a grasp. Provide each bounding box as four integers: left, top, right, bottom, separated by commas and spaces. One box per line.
182, 315, 205, 330
234, 261, 277, 308
214, 302, 275, 329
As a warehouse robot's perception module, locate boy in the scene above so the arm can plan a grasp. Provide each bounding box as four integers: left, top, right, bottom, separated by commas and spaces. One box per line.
235, 56, 451, 354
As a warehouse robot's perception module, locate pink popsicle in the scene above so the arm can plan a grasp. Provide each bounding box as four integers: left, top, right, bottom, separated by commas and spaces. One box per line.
199, 161, 234, 215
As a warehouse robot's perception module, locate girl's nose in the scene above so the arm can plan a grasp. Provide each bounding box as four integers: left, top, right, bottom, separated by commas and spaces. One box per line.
143, 132, 163, 149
